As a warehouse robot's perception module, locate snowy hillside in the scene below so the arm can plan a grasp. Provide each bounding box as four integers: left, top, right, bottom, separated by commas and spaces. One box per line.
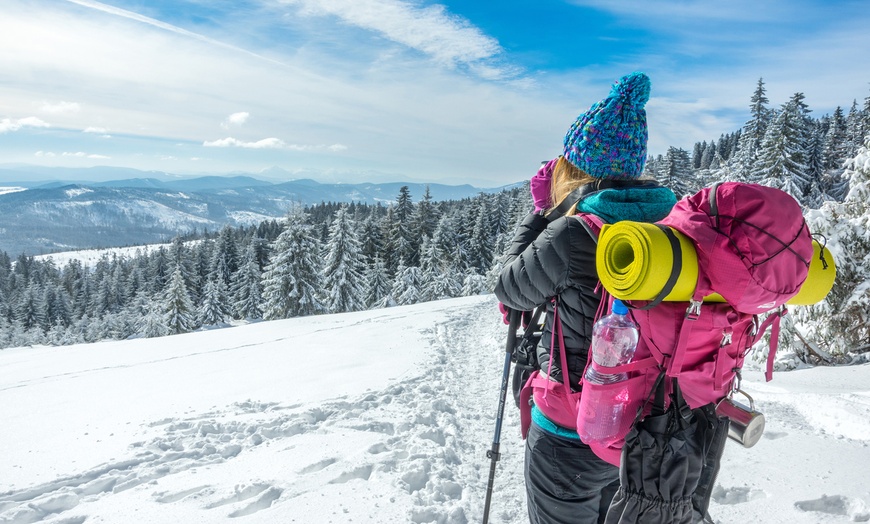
2, 295, 870, 523
0, 176, 495, 255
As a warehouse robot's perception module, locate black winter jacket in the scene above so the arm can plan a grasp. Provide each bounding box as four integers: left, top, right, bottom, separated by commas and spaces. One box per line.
496, 211, 600, 388
494, 183, 677, 392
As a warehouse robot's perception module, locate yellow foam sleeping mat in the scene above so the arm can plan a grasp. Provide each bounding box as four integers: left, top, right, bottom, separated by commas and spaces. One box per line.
596, 221, 836, 305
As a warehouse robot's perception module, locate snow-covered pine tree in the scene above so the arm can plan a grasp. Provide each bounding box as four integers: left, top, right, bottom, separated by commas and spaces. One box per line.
161, 266, 197, 335
192, 240, 214, 300
823, 106, 850, 172
805, 122, 831, 206
42, 283, 72, 330
508, 183, 532, 230
754, 100, 812, 205
230, 243, 263, 320
210, 225, 240, 289
647, 153, 669, 182
261, 209, 324, 320
168, 237, 199, 303
377, 206, 399, 274
659, 147, 696, 198
412, 185, 440, 251
730, 78, 771, 182
198, 278, 230, 326
861, 92, 870, 149
790, 134, 870, 360
139, 301, 171, 338
845, 99, 863, 159
321, 204, 366, 314
359, 211, 385, 267
363, 255, 392, 308
391, 186, 417, 267
700, 141, 715, 170
467, 197, 494, 273
491, 192, 516, 258
104, 310, 135, 340
692, 142, 703, 170
15, 282, 44, 331
392, 263, 423, 306
461, 268, 488, 296
420, 232, 460, 301
148, 246, 171, 295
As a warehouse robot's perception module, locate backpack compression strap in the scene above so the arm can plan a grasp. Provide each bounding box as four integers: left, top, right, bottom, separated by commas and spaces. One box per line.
632, 225, 683, 311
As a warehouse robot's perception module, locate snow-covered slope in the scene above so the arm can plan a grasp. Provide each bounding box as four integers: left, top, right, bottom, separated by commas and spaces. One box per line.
1, 295, 869, 523
0, 177, 494, 255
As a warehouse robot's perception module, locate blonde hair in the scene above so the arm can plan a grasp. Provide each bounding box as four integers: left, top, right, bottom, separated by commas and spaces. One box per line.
549, 156, 596, 215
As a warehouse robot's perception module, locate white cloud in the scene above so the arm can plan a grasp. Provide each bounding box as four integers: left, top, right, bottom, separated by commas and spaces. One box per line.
0, 117, 50, 133
39, 100, 81, 114
63, 0, 280, 64
220, 111, 250, 129
83, 126, 108, 133
203, 137, 287, 149
62, 151, 110, 159
228, 112, 249, 125
202, 137, 348, 152
35, 151, 57, 157
282, 0, 505, 70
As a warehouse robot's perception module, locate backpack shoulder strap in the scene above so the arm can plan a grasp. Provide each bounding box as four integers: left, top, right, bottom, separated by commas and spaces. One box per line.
575, 213, 605, 242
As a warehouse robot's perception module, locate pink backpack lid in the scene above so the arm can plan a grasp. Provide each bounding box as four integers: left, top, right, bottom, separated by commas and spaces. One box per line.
658, 182, 813, 313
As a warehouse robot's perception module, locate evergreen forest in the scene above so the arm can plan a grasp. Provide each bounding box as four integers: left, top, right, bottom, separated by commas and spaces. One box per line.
2, 79, 870, 365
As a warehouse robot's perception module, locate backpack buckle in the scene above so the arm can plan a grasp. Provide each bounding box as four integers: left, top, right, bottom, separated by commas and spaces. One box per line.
685, 299, 702, 320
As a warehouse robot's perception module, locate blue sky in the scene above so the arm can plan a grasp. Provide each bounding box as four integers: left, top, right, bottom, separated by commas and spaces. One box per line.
1, 0, 869, 187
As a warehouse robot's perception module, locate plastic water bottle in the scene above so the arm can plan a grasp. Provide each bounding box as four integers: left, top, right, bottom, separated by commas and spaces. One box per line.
577, 299, 639, 443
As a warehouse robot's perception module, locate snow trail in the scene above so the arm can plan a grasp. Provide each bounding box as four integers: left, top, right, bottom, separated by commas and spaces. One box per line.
2, 296, 870, 523
0, 297, 529, 523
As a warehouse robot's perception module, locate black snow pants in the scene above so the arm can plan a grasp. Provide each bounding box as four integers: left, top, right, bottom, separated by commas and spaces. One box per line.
525, 421, 620, 524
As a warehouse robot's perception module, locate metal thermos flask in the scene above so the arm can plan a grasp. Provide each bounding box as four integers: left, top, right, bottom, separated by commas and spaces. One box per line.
716, 390, 765, 448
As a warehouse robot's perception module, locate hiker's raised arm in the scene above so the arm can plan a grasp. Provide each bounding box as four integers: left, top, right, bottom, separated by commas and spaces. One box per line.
494, 213, 593, 311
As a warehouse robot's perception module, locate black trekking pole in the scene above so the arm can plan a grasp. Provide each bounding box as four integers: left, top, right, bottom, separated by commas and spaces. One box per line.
482, 308, 521, 524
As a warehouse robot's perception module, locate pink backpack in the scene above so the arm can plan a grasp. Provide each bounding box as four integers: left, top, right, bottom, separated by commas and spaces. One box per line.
571, 182, 814, 465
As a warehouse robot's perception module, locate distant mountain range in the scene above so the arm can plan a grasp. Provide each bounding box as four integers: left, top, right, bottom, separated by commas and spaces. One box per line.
0, 165, 512, 256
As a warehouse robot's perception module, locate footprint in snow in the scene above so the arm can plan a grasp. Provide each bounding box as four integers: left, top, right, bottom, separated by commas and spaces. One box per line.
227, 487, 283, 518
203, 483, 271, 509
153, 485, 213, 503
794, 494, 870, 521
711, 485, 767, 505
299, 457, 338, 474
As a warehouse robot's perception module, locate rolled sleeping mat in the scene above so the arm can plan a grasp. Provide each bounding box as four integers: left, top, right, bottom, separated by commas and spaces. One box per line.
596, 222, 835, 305
596, 222, 707, 302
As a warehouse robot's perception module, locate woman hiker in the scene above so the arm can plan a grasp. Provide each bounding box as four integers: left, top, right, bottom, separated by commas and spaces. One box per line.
495, 72, 678, 523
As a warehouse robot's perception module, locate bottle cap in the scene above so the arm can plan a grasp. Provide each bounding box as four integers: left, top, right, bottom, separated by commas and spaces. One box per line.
612, 299, 628, 315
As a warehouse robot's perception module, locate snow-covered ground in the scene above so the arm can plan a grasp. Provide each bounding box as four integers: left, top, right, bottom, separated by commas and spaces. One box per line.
1, 295, 869, 524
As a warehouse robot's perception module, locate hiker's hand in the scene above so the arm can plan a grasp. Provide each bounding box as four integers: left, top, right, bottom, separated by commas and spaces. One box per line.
530, 158, 558, 213
499, 303, 532, 328
498, 302, 513, 325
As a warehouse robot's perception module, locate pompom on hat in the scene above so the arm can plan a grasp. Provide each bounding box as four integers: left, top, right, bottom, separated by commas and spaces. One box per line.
563, 71, 651, 179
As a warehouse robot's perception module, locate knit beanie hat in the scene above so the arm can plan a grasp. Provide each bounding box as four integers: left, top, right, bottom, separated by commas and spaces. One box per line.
562, 72, 651, 179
